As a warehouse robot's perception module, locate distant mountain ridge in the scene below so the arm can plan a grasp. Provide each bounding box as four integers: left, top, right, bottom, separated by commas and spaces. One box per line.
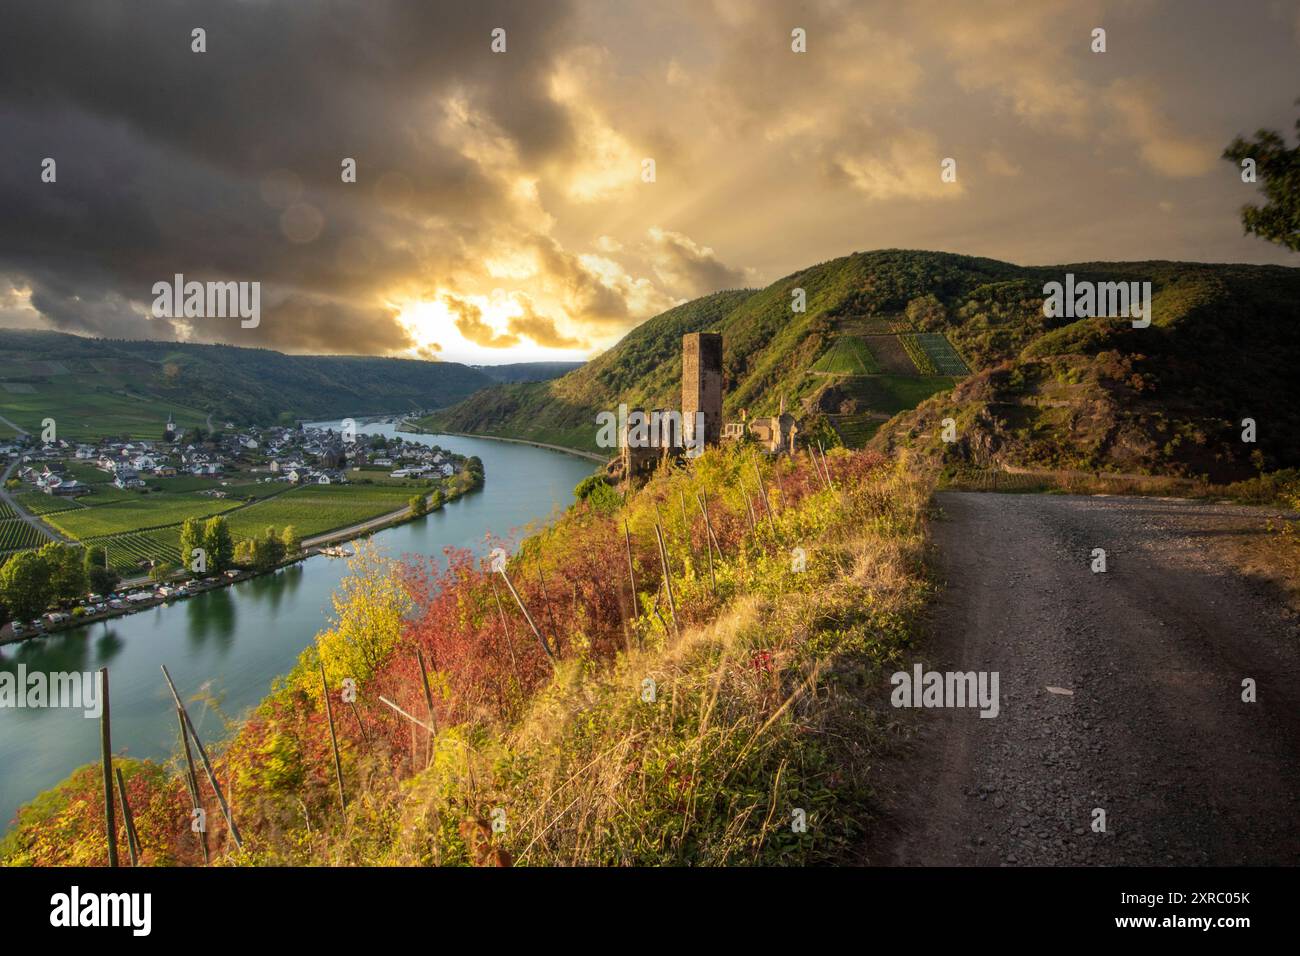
0, 330, 494, 437
426, 249, 1300, 481
474, 361, 585, 384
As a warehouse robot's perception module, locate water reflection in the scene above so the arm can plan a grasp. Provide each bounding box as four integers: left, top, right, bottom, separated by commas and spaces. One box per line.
0, 428, 594, 832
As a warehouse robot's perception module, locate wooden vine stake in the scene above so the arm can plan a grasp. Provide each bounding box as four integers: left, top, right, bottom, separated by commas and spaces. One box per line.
753, 462, 777, 536
416, 647, 438, 767
176, 706, 209, 863
161, 665, 243, 850
318, 657, 347, 815
114, 767, 142, 866
489, 575, 524, 689
816, 440, 834, 491
696, 489, 723, 560
98, 667, 119, 868
498, 566, 556, 663
692, 492, 716, 593
653, 522, 679, 637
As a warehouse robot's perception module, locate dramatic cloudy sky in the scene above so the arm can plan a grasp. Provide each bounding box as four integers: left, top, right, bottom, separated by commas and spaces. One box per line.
1, 0, 1297, 363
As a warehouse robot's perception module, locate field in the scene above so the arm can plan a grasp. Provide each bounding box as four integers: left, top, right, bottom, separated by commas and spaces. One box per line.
860, 335, 920, 375
0, 519, 46, 553
44, 495, 242, 539
15, 491, 84, 515
83, 529, 185, 575
61, 461, 114, 484
835, 374, 960, 415
4, 471, 431, 575
913, 333, 970, 375
829, 415, 884, 448
836, 314, 913, 335
899, 334, 939, 374
811, 336, 880, 375
0, 499, 16, 520
222, 484, 414, 541
0, 377, 208, 440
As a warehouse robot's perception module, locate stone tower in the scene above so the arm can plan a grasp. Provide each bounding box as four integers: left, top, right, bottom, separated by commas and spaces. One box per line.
682, 332, 723, 448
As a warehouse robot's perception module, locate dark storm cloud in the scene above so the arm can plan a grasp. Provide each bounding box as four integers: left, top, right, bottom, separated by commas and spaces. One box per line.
0, 0, 578, 350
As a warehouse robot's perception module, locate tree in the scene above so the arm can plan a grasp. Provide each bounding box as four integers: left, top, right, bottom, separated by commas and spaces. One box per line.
429, 488, 444, 510
236, 527, 286, 572
1223, 101, 1300, 253
202, 516, 234, 573
0, 551, 52, 620
281, 525, 301, 555
233, 538, 256, 567
38, 543, 87, 604
301, 541, 412, 695
179, 517, 204, 574
83, 546, 119, 595
259, 526, 286, 568
150, 561, 176, 584
409, 494, 427, 517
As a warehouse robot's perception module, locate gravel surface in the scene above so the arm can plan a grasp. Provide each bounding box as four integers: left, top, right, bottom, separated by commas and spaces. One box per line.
874, 492, 1300, 866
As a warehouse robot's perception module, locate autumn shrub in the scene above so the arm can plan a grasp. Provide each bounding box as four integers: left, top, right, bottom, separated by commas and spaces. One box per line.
3, 443, 931, 867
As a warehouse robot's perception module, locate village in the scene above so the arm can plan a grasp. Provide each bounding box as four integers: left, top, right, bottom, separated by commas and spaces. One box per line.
0, 417, 480, 644
4, 415, 458, 498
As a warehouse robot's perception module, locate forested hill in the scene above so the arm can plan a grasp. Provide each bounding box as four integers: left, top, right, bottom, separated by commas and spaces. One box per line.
0, 330, 492, 435
425, 249, 1300, 480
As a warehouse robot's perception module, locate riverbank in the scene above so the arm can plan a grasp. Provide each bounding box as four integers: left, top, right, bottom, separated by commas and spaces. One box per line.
399, 422, 607, 464
0, 469, 484, 647
0, 428, 595, 836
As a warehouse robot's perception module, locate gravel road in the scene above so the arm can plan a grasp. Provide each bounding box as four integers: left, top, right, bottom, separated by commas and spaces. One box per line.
874, 492, 1300, 866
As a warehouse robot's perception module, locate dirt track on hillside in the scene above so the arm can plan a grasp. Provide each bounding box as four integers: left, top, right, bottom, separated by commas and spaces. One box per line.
870, 492, 1300, 866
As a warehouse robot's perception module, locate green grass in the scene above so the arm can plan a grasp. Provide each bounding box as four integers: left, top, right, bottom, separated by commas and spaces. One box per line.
811, 337, 881, 375
830, 416, 883, 448
836, 375, 959, 415
15, 491, 84, 516
0, 378, 208, 441
147, 475, 283, 498
76, 486, 154, 505
221, 483, 415, 541
61, 462, 114, 484
835, 314, 913, 335
45, 495, 241, 539
0, 499, 16, 521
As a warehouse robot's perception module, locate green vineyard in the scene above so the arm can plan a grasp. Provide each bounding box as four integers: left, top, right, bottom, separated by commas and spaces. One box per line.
84, 528, 184, 575
811, 336, 881, 375
15, 492, 85, 516
0, 519, 47, 553
913, 332, 970, 375
899, 334, 939, 375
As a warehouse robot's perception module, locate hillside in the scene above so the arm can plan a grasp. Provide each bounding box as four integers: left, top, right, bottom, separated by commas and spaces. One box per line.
474, 361, 584, 384
425, 251, 1037, 454
427, 249, 1300, 480
869, 259, 1300, 481
0, 330, 493, 438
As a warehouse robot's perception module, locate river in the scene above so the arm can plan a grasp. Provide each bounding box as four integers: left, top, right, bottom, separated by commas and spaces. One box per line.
0, 424, 596, 832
